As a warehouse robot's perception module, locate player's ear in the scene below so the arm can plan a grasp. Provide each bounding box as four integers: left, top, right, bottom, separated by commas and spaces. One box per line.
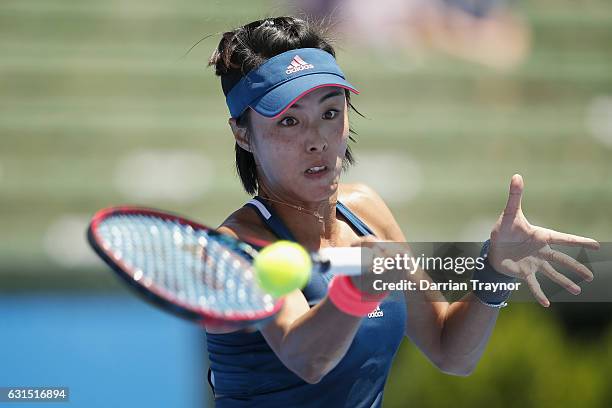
229, 118, 252, 152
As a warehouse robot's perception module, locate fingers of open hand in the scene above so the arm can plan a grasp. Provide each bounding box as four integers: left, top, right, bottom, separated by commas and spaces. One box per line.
538, 227, 600, 250
538, 261, 581, 295
525, 273, 550, 308
542, 247, 594, 282
502, 174, 524, 219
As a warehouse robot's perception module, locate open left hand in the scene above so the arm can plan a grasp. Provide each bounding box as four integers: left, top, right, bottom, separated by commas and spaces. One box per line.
487, 174, 600, 307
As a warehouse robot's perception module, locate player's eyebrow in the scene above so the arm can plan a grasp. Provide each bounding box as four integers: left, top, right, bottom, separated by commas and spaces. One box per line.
288, 90, 343, 109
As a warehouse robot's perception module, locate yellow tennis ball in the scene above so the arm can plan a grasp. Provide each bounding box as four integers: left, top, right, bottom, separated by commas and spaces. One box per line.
254, 241, 312, 298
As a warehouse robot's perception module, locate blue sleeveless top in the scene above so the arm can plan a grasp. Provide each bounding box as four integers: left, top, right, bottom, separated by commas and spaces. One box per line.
206, 197, 407, 407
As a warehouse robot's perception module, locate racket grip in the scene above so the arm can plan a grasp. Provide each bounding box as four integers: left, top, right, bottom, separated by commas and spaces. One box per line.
316, 247, 373, 277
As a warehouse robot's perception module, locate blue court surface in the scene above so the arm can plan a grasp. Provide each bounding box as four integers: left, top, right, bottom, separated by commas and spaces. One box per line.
0, 293, 210, 407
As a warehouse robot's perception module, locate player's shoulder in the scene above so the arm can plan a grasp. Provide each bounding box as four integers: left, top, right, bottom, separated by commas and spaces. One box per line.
338, 183, 405, 241
217, 205, 277, 244
338, 182, 390, 215
339, 183, 385, 205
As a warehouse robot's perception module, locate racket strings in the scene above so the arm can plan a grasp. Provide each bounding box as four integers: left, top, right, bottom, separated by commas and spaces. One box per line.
96, 214, 276, 319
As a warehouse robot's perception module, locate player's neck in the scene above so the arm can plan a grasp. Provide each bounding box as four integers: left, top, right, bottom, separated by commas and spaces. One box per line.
257, 187, 339, 249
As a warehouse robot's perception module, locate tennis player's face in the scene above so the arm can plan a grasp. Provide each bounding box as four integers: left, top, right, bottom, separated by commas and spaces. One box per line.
249, 86, 350, 202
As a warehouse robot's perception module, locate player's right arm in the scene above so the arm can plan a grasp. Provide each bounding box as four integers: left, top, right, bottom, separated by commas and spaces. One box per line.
212, 223, 363, 384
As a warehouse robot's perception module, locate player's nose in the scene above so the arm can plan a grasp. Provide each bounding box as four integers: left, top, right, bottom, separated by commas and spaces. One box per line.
305, 128, 328, 153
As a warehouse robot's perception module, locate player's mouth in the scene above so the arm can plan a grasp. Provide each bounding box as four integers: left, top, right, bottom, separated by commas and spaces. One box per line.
304, 165, 329, 177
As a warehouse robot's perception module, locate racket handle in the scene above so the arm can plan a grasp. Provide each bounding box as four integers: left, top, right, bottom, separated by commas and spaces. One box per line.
316, 247, 373, 277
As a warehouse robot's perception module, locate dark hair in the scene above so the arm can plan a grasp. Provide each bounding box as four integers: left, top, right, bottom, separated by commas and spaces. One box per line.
208, 16, 360, 195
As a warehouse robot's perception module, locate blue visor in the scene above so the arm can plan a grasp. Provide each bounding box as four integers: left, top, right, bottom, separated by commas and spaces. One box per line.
225, 48, 359, 119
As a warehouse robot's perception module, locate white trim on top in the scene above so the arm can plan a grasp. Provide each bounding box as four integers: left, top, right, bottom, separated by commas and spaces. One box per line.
247, 198, 272, 220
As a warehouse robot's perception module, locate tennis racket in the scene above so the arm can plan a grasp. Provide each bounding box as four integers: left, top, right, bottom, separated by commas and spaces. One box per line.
87, 206, 364, 329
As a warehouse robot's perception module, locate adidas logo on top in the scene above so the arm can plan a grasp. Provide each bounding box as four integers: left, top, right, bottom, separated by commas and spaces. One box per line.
367, 305, 384, 319
286, 55, 314, 74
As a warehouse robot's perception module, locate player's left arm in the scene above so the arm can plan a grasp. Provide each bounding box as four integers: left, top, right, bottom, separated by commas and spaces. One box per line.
345, 183, 500, 377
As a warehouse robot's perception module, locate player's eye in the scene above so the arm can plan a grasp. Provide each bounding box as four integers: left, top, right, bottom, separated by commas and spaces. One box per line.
323, 109, 339, 120
278, 116, 298, 127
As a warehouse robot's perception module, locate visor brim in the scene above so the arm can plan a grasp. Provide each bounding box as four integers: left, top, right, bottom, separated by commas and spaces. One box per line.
249, 73, 359, 118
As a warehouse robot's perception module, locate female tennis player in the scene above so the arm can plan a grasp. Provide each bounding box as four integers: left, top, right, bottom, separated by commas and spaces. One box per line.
205, 16, 599, 407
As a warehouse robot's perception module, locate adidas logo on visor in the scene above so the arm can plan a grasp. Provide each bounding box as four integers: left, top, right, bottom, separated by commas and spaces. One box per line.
286, 55, 314, 74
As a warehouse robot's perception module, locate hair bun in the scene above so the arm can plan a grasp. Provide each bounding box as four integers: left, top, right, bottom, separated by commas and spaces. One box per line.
208, 16, 336, 91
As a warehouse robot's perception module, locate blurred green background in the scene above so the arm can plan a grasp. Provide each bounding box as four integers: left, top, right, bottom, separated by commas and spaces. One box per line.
1, 0, 611, 406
